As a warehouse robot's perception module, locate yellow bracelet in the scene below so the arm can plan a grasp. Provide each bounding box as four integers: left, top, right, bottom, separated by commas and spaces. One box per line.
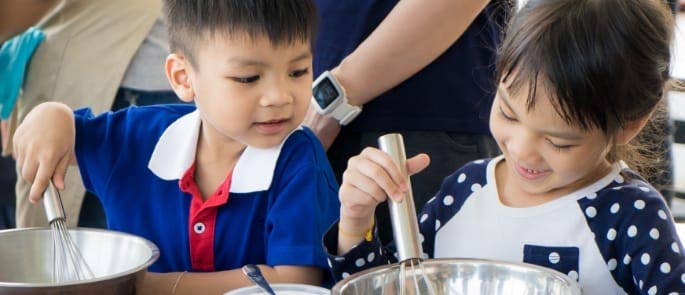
339, 219, 374, 242
172, 271, 187, 295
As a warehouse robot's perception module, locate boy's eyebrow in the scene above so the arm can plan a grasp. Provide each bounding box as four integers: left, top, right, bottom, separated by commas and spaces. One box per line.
497, 86, 584, 141
226, 58, 267, 67
289, 52, 312, 63
225, 52, 312, 68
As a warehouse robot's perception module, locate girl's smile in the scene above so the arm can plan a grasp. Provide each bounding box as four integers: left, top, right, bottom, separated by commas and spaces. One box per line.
513, 161, 552, 181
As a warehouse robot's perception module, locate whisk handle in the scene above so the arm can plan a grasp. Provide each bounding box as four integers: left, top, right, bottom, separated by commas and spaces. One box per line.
43, 180, 66, 223
378, 133, 423, 261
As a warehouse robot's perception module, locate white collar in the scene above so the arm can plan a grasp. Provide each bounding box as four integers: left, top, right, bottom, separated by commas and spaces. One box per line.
147, 110, 293, 193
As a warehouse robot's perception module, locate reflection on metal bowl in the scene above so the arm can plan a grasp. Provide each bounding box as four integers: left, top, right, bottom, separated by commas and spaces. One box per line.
0, 228, 159, 295
225, 283, 330, 295
331, 258, 581, 295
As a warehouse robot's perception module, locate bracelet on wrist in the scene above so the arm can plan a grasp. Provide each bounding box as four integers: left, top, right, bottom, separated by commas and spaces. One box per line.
172, 271, 187, 295
338, 219, 374, 242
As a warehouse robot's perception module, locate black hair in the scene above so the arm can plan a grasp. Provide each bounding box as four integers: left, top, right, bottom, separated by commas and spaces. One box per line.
497, 0, 674, 177
163, 0, 317, 65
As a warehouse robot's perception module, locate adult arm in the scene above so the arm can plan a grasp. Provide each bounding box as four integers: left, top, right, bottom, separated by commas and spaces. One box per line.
305, 0, 491, 148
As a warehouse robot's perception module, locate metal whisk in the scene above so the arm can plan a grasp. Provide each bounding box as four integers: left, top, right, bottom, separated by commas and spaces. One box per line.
43, 181, 94, 283
378, 134, 437, 295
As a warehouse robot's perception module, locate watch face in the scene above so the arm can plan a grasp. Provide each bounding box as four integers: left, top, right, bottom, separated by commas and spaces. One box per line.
313, 77, 339, 110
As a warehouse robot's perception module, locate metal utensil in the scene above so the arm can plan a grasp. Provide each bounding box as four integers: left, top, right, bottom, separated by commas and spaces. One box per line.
241, 264, 276, 295
378, 134, 423, 262
43, 180, 94, 283
379, 134, 433, 295
42, 180, 67, 224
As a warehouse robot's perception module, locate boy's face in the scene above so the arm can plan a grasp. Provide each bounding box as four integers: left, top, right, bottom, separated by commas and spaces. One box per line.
173, 33, 313, 149
489, 80, 614, 204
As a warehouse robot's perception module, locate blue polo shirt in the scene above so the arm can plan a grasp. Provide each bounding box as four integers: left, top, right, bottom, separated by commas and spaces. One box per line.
73, 104, 340, 272
314, 0, 508, 133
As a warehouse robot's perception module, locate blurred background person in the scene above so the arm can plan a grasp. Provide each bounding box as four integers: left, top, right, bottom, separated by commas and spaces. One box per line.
305, 0, 509, 244
0, 0, 183, 229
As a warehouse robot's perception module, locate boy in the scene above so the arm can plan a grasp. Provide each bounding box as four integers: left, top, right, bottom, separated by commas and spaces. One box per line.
12, 0, 339, 293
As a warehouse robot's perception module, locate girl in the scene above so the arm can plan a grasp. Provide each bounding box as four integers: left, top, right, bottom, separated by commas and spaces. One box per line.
324, 0, 685, 293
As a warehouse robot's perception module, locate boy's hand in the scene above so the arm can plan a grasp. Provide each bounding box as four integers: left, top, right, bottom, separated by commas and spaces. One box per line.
339, 147, 430, 230
13, 102, 75, 203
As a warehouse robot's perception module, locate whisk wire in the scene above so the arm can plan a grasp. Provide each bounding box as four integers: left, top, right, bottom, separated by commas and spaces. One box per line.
64, 222, 94, 279
44, 181, 94, 283
50, 219, 94, 282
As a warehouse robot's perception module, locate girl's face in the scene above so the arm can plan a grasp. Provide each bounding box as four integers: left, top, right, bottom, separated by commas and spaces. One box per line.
490, 81, 614, 205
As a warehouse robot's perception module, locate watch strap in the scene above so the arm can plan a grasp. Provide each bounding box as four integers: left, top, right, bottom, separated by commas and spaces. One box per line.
330, 100, 362, 125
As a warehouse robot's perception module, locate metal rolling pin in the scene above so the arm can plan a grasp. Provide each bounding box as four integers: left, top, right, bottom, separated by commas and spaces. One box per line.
378, 133, 423, 261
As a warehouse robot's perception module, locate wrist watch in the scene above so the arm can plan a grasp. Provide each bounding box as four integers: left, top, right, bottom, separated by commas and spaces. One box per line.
311, 70, 362, 125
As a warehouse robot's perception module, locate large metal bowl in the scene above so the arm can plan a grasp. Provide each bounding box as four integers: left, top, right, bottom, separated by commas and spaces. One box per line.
331, 258, 581, 295
0, 227, 159, 294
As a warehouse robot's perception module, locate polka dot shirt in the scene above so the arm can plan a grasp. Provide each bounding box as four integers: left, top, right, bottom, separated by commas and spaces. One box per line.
324, 157, 685, 294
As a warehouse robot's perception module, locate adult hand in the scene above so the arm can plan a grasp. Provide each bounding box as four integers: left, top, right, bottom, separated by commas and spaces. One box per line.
303, 105, 340, 150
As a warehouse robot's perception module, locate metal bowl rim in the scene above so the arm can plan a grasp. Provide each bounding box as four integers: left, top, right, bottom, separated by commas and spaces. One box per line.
0, 227, 160, 288
226, 283, 330, 294
330, 257, 581, 294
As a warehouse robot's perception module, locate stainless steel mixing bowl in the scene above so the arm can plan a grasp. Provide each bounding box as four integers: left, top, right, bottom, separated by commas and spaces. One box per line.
0, 227, 159, 294
331, 258, 581, 295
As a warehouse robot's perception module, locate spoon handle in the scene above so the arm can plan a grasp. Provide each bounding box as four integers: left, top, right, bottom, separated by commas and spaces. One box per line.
242, 264, 276, 295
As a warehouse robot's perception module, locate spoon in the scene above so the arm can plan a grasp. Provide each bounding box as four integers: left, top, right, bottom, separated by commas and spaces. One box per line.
242, 264, 276, 295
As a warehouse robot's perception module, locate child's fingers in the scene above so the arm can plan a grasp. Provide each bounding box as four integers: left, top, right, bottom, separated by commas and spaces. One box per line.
13, 138, 24, 165
359, 147, 408, 190
406, 153, 430, 176
52, 154, 70, 191
351, 153, 404, 201
339, 183, 382, 219
19, 153, 38, 184
29, 162, 53, 203
342, 168, 388, 204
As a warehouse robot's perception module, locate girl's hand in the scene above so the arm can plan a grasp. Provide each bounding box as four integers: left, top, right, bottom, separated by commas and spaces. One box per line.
13, 102, 75, 203
337, 147, 429, 250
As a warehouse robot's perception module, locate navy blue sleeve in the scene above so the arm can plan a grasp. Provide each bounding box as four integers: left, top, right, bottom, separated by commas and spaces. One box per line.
580, 176, 685, 294
323, 220, 393, 281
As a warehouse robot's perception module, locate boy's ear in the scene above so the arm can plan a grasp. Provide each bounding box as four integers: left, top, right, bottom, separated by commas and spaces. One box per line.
165, 53, 195, 103
614, 115, 651, 145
